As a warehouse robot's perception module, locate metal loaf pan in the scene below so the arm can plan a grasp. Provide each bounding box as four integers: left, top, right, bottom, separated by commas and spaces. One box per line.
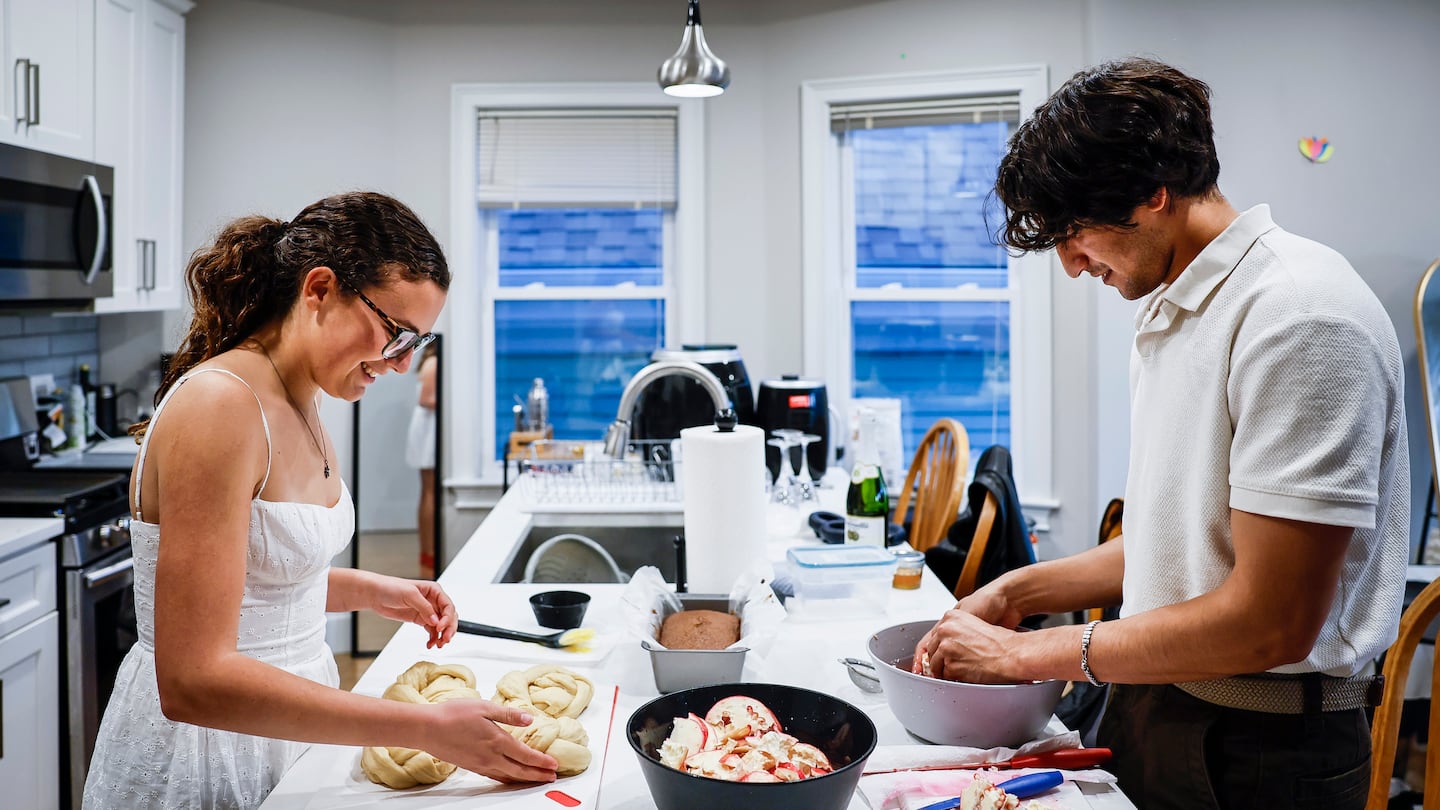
643, 594, 748, 694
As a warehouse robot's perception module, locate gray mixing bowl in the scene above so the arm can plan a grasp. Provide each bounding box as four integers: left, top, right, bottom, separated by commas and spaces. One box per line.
867, 620, 1065, 747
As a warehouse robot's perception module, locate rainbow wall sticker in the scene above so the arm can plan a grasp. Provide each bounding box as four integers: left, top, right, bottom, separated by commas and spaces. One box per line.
1298, 137, 1333, 164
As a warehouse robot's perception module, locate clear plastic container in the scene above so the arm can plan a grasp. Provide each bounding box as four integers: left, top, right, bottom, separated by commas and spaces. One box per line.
785, 545, 897, 617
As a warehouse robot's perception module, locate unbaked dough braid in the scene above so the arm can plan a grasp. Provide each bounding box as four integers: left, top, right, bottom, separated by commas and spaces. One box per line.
505, 715, 592, 775
361, 661, 482, 789
492, 664, 595, 719
492, 664, 595, 775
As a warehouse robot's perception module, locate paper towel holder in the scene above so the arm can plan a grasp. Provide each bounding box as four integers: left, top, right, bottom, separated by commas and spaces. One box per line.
603, 359, 736, 457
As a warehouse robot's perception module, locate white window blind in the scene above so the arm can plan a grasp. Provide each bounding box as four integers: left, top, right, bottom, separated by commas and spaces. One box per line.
476, 110, 678, 208
830, 95, 1021, 133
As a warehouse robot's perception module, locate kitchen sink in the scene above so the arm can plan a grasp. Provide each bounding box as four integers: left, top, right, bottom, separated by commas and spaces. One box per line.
495, 519, 685, 583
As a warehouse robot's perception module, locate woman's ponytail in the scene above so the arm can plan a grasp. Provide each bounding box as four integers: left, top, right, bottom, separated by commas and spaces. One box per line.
130, 216, 293, 437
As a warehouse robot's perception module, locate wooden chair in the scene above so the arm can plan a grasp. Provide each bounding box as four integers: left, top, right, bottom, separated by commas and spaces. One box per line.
893, 418, 970, 554
1086, 498, 1125, 623
952, 489, 998, 599
1368, 576, 1440, 809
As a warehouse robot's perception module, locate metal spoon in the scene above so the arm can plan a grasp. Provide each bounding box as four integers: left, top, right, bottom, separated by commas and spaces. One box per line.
838, 657, 883, 693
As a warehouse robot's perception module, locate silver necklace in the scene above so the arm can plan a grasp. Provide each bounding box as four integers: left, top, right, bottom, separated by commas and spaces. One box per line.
259, 345, 330, 478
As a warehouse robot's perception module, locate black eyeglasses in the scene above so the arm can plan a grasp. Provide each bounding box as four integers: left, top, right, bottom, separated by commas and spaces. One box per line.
344, 282, 435, 360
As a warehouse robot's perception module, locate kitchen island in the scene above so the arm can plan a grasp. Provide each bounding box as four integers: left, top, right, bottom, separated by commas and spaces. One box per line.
261, 478, 1136, 809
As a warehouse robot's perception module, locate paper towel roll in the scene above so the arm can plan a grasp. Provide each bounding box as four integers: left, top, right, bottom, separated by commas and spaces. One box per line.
680, 424, 767, 593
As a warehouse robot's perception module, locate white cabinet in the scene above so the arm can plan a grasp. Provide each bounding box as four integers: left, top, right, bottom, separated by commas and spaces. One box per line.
0, 613, 59, 810
0, 0, 96, 160
94, 0, 191, 313
0, 530, 59, 810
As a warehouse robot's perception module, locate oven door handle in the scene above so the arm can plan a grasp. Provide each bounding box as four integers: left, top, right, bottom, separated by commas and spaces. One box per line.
83, 556, 134, 590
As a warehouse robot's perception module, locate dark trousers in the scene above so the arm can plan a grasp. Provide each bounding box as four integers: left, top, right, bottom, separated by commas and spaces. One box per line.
1096, 683, 1372, 809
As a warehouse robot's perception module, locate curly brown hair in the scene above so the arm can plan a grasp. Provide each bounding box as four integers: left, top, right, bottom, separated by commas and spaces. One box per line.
133, 191, 448, 436
995, 57, 1221, 252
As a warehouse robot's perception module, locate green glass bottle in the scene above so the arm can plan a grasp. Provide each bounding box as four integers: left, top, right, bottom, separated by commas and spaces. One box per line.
845, 426, 889, 546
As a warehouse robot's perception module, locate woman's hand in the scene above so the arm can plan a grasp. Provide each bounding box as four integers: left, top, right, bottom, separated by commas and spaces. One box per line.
423, 699, 559, 784
369, 576, 458, 649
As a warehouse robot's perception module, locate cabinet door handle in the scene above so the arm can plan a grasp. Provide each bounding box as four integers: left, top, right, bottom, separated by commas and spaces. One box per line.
12, 59, 27, 127
147, 240, 156, 290
26, 61, 38, 126
137, 240, 146, 291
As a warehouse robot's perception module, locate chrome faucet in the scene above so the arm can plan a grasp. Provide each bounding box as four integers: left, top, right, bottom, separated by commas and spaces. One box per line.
603, 359, 737, 458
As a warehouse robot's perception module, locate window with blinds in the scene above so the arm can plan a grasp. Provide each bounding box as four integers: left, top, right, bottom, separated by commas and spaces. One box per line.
832, 93, 1021, 461
477, 108, 680, 459
476, 111, 678, 207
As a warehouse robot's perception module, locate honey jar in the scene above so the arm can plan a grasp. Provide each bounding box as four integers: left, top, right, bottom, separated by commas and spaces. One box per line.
892, 549, 926, 590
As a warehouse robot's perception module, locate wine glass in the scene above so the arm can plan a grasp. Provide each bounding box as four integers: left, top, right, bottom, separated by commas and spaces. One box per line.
766, 435, 803, 536
770, 428, 805, 481
791, 433, 822, 526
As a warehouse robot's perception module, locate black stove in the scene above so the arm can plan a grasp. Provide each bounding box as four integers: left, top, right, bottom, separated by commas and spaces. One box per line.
0, 470, 131, 566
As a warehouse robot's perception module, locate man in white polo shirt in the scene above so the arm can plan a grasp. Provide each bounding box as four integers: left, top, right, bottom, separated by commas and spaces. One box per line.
913, 57, 1407, 809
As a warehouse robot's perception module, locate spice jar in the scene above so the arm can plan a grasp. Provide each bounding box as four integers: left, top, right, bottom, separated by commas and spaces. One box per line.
892, 549, 925, 590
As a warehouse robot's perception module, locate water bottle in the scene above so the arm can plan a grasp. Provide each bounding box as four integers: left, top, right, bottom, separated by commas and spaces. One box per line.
526, 378, 549, 433
67, 383, 87, 449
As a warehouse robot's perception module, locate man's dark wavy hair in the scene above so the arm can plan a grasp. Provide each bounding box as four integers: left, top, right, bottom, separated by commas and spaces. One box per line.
994, 57, 1221, 252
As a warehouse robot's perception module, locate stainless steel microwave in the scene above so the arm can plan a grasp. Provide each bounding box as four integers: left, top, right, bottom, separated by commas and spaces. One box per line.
0, 142, 112, 307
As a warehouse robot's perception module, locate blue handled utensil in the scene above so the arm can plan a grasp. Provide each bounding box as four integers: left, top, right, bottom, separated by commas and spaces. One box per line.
995, 770, 1065, 797
915, 770, 1065, 810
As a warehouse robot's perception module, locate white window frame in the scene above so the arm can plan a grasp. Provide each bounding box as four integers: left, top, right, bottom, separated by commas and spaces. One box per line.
799, 65, 1058, 518
447, 83, 707, 494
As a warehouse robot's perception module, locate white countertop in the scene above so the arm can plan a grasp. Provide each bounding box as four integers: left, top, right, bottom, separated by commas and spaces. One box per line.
261, 477, 1135, 809
0, 516, 63, 559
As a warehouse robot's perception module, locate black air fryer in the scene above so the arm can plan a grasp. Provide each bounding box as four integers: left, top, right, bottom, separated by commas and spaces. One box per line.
756, 376, 829, 483
630, 345, 756, 444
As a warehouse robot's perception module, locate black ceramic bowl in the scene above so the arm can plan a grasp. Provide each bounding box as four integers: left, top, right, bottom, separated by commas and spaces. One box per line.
628, 682, 878, 810
529, 590, 590, 629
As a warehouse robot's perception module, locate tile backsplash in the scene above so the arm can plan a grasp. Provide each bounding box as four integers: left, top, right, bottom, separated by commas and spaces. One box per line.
0, 314, 99, 393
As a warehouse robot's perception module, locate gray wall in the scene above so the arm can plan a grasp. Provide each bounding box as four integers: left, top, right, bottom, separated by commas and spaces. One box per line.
178, 0, 1440, 556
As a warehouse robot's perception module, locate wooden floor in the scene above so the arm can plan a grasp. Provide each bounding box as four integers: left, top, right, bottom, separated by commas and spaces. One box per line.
333, 529, 425, 690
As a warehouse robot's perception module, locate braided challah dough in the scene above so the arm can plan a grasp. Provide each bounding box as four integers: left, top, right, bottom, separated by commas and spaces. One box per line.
492, 664, 595, 719
361, 661, 482, 789
492, 665, 596, 775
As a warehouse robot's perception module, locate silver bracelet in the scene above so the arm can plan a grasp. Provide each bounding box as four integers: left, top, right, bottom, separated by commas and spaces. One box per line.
1080, 619, 1104, 687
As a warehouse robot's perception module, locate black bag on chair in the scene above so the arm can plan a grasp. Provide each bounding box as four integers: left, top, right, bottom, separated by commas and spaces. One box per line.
923, 445, 1036, 596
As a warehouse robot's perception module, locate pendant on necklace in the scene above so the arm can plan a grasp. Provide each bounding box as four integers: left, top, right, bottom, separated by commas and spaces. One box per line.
324, 463, 331, 479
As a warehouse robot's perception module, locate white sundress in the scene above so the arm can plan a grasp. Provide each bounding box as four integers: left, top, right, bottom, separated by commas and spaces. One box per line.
82, 368, 354, 809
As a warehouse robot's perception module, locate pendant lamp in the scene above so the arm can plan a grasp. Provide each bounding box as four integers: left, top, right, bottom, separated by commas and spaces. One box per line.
657, 0, 730, 97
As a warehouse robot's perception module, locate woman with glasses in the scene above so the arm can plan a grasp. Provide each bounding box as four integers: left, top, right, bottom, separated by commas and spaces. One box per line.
83, 192, 558, 809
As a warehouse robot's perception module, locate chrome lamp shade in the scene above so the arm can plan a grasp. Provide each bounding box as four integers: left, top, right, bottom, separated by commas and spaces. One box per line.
658, 0, 730, 98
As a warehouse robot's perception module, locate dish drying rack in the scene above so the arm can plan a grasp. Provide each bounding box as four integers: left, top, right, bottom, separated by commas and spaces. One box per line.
516, 439, 682, 506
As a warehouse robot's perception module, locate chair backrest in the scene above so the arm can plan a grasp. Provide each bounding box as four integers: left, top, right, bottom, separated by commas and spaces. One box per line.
952, 490, 998, 599
893, 418, 970, 553
1086, 498, 1125, 623
1368, 576, 1440, 810
523, 533, 631, 584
